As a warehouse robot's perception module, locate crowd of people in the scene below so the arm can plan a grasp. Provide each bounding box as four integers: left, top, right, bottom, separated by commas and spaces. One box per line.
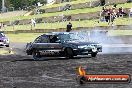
100, 4, 129, 25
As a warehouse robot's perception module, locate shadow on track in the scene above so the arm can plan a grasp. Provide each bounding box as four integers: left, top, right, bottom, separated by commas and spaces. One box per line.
11, 56, 92, 62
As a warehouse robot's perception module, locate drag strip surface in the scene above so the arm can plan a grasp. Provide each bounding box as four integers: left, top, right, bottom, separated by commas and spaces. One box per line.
0, 54, 132, 88
0, 35, 132, 88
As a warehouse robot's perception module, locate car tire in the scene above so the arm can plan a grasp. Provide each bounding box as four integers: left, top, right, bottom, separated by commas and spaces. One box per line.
64, 48, 74, 58
91, 52, 97, 57
32, 50, 41, 60
5, 45, 9, 47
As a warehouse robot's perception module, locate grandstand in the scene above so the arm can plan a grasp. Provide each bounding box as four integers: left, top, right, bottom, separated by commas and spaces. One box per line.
0, 0, 132, 32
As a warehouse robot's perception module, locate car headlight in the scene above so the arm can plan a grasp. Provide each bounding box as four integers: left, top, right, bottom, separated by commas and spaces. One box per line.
78, 45, 87, 48
88, 45, 95, 49
4, 39, 9, 43
3, 39, 6, 42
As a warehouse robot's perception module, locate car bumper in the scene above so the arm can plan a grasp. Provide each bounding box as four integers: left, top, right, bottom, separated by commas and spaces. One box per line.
74, 47, 102, 55
0, 42, 8, 46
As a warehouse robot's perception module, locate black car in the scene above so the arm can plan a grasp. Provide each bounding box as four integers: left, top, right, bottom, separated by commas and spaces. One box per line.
26, 32, 102, 60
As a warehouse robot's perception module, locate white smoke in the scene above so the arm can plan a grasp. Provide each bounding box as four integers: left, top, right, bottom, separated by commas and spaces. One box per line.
76, 29, 132, 54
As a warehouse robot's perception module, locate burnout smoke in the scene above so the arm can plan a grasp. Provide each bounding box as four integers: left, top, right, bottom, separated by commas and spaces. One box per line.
76, 29, 132, 54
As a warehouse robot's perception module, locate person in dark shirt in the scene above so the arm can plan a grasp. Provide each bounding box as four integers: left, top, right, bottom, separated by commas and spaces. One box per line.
66, 22, 72, 32
113, 4, 117, 8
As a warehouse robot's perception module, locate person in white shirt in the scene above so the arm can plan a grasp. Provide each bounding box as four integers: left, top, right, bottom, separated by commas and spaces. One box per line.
31, 19, 36, 27
129, 8, 132, 18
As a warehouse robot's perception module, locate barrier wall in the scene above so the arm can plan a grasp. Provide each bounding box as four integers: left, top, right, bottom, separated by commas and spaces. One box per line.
4, 25, 132, 34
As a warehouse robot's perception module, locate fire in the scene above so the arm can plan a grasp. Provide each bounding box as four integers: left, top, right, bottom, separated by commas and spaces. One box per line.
78, 66, 86, 76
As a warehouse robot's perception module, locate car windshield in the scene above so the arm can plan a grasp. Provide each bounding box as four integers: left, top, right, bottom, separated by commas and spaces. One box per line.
59, 32, 90, 42
0, 33, 5, 37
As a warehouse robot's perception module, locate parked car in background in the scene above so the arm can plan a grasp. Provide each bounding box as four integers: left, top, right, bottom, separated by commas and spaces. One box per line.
26, 32, 102, 60
0, 32, 9, 47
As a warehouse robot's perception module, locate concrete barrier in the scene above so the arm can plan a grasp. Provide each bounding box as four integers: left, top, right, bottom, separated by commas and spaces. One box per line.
4, 25, 132, 34
2, 7, 131, 26
44, 0, 100, 13
44, 0, 128, 13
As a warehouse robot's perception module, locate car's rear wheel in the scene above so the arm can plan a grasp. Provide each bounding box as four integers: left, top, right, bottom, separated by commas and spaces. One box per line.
64, 48, 74, 58
32, 50, 41, 60
91, 52, 97, 57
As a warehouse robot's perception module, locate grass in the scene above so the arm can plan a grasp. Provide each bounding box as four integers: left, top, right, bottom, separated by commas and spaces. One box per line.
4, 30, 132, 43
108, 30, 132, 36
3, 18, 132, 31
0, 49, 14, 55
6, 33, 43, 43
0, 3, 132, 22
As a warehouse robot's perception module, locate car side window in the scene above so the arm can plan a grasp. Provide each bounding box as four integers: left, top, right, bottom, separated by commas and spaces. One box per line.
34, 36, 41, 43
40, 36, 49, 43
34, 36, 49, 43
49, 35, 59, 43
0, 33, 5, 37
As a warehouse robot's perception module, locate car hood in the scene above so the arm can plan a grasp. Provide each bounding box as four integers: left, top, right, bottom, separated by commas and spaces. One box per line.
66, 41, 99, 46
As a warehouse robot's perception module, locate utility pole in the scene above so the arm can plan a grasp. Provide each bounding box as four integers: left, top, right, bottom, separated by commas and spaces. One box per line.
2, 0, 6, 12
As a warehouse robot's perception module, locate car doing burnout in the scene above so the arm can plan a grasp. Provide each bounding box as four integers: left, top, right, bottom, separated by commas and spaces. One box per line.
0, 32, 9, 47
26, 32, 102, 60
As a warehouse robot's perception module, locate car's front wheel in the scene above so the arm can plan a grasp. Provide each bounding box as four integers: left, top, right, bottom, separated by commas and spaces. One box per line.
91, 52, 97, 57
32, 50, 41, 60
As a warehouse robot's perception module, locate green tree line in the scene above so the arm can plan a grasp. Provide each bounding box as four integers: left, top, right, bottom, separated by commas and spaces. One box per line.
0, 0, 47, 11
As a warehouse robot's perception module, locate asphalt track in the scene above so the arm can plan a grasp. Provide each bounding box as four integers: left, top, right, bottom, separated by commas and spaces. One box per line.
0, 36, 132, 88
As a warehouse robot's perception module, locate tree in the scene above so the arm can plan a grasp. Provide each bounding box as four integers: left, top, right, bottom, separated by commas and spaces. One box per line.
0, 0, 2, 11
0, 0, 47, 11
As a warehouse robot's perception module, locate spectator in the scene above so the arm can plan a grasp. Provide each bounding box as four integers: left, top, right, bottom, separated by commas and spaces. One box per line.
129, 8, 132, 18
66, 22, 72, 32
117, 7, 127, 17
113, 4, 117, 8
104, 9, 110, 23
110, 8, 117, 23
31, 19, 36, 27
0, 23, 2, 29
100, 7, 108, 22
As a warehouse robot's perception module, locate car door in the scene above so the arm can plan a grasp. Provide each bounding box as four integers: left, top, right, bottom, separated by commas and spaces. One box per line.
33, 35, 49, 50
35, 35, 62, 56
47, 35, 63, 55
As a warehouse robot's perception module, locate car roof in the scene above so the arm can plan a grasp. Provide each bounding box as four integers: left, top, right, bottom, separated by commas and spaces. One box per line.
41, 32, 75, 36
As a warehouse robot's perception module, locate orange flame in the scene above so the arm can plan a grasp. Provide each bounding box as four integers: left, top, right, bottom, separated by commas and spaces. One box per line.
78, 66, 86, 76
